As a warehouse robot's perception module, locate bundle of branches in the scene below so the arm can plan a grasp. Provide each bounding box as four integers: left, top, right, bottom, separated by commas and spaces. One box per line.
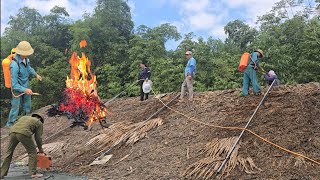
183, 137, 261, 179
86, 118, 163, 156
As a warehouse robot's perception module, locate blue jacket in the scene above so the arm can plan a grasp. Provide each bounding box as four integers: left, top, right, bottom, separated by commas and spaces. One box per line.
139, 67, 151, 80
184, 57, 196, 77
10, 55, 37, 93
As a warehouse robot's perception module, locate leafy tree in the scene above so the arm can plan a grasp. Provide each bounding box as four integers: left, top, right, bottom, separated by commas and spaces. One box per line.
224, 20, 257, 51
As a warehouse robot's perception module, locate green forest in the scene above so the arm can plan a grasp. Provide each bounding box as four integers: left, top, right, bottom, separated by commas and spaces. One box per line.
1, 0, 320, 125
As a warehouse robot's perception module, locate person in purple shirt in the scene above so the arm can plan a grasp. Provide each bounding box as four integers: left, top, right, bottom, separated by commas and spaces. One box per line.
264, 70, 280, 86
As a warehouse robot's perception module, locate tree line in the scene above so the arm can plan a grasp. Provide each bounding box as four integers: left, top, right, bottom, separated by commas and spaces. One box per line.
1, 0, 319, 125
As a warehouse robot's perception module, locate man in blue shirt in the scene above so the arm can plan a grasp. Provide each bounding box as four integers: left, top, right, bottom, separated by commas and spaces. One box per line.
6, 41, 42, 126
180, 51, 196, 101
240, 49, 264, 96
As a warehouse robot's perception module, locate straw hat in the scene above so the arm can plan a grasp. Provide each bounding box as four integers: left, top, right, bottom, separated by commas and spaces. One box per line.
15, 41, 34, 56
254, 49, 264, 57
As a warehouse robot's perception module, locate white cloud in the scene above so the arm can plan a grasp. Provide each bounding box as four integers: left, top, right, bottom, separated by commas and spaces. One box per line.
1, 23, 9, 35
1, 0, 96, 35
167, 0, 228, 40
127, 0, 136, 18
164, 0, 289, 41
160, 20, 186, 33
180, 0, 210, 12
151, 0, 170, 7
188, 12, 218, 31
225, 0, 279, 24
210, 25, 226, 40
1, 0, 20, 22
23, 0, 69, 14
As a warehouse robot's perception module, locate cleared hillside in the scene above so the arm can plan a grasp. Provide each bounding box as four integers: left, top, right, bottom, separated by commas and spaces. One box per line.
1, 82, 319, 179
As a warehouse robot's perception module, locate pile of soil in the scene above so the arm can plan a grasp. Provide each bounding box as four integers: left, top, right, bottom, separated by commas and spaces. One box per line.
1, 82, 319, 179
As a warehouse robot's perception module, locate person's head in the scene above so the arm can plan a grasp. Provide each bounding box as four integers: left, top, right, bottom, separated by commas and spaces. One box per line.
185, 51, 192, 60
31, 112, 46, 123
254, 49, 264, 58
140, 61, 147, 69
15, 41, 34, 59
268, 70, 276, 77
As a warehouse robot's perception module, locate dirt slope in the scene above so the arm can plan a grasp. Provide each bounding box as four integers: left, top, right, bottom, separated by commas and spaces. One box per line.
1, 82, 319, 179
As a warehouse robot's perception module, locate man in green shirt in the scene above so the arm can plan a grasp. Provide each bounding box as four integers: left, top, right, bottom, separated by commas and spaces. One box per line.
1, 113, 46, 179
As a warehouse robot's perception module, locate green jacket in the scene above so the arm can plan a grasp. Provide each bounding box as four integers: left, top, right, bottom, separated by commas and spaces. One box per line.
10, 116, 43, 149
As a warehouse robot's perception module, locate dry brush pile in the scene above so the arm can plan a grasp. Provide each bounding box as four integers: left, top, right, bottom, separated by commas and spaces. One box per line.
183, 137, 261, 179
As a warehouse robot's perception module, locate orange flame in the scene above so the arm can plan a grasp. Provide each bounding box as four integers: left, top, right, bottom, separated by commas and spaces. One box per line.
80, 40, 87, 48
64, 41, 109, 127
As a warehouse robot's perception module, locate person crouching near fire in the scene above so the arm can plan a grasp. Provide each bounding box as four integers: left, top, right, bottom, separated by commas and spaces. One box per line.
1, 113, 46, 179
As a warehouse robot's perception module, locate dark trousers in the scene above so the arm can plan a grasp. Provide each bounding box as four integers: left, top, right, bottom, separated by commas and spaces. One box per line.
1, 133, 37, 177
140, 81, 149, 101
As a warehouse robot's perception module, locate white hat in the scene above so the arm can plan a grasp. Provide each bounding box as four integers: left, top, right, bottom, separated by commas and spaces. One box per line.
268, 70, 276, 76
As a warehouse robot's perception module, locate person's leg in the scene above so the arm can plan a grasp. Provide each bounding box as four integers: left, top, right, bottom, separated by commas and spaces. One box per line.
241, 69, 250, 96
7, 96, 21, 126
22, 94, 31, 115
16, 134, 38, 176
180, 78, 187, 99
186, 78, 194, 101
145, 93, 149, 100
140, 82, 144, 101
250, 68, 261, 94
1, 133, 19, 177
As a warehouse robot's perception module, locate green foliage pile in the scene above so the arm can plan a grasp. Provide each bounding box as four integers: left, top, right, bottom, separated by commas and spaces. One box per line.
1, 0, 319, 125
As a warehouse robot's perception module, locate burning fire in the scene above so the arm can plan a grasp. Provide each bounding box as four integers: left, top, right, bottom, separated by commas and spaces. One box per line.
59, 40, 109, 127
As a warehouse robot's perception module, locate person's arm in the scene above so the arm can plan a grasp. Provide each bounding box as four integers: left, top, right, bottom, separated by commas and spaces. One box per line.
147, 68, 151, 79
34, 123, 43, 153
188, 59, 196, 77
189, 66, 195, 75
10, 62, 27, 92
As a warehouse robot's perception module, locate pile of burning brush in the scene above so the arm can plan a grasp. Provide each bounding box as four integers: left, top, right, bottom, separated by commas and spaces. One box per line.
48, 40, 109, 130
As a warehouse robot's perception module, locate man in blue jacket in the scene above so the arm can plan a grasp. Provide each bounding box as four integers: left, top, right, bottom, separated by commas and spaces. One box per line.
138, 61, 151, 101
6, 41, 42, 126
240, 49, 264, 96
180, 51, 196, 101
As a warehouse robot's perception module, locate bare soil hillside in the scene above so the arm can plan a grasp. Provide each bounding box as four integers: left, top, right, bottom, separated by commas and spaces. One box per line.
1, 82, 319, 179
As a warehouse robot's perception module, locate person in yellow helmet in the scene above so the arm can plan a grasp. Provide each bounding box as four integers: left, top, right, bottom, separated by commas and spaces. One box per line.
6, 41, 42, 126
